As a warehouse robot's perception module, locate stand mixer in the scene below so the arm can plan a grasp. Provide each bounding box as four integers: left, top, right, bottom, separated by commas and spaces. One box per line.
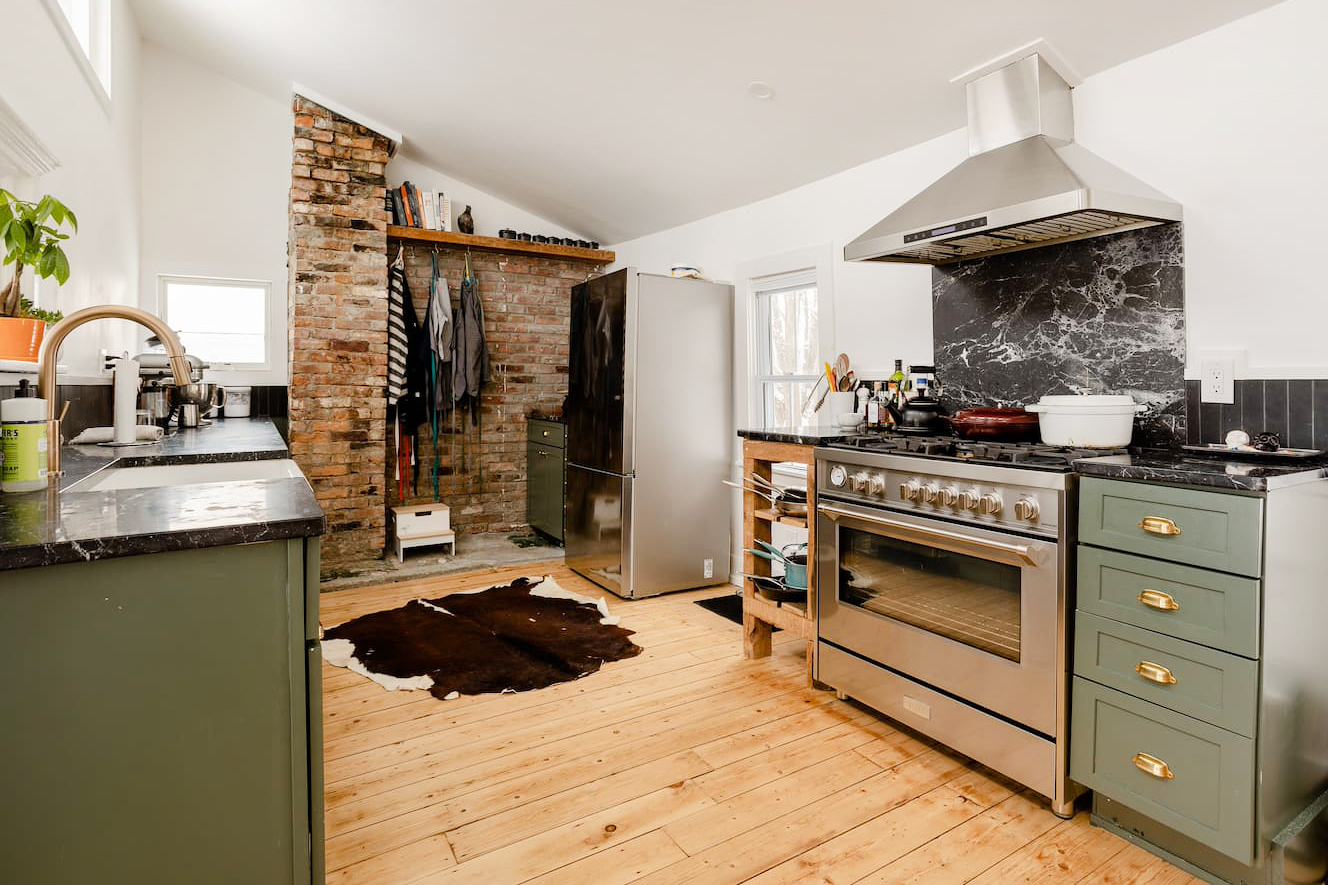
134, 353, 210, 428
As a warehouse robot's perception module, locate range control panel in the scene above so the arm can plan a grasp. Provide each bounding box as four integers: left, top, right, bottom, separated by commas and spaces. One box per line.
818, 457, 1062, 537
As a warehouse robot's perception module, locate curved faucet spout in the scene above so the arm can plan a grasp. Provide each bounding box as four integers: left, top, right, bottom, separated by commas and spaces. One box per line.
37, 304, 192, 480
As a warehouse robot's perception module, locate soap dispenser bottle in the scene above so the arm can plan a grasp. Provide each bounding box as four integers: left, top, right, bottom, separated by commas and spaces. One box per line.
1, 379, 49, 492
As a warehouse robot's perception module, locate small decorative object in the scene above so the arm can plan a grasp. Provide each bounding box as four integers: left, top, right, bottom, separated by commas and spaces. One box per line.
670, 266, 701, 279
456, 205, 474, 234
1252, 431, 1281, 452
517, 232, 532, 241
534, 235, 548, 244
498, 229, 516, 239
0, 188, 74, 361
1224, 429, 1251, 448
589, 241, 600, 250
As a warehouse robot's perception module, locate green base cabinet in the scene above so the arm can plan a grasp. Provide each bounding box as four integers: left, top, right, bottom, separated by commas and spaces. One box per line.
527, 419, 566, 543
1073, 476, 1328, 885
0, 538, 323, 884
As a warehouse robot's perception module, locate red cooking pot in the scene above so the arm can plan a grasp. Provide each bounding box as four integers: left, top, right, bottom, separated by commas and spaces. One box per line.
943, 407, 1041, 441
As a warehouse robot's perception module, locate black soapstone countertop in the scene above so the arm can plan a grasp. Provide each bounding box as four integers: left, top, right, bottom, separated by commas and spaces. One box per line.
738, 426, 862, 445
1073, 448, 1328, 492
0, 418, 325, 571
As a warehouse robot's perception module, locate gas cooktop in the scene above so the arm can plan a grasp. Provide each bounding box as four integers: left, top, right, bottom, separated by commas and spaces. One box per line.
824, 433, 1127, 472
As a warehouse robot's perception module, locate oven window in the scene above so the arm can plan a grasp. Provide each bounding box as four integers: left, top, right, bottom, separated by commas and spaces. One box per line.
838, 526, 1022, 662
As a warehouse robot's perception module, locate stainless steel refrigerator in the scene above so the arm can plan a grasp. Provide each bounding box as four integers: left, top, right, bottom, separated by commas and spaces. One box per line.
564, 268, 733, 599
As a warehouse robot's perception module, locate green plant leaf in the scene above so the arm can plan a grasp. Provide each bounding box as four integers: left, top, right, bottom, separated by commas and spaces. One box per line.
63, 205, 78, 232
38, 244, 57, 278
52, 248, 70, 285
9, 220, 27, 252
34, 196, 53, 226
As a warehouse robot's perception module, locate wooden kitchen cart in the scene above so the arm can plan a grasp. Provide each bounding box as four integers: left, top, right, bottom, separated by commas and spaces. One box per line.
741, 437, 817, 681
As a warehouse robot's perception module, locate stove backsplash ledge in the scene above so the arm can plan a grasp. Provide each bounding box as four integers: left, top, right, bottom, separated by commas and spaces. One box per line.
931, 224, 1186, 449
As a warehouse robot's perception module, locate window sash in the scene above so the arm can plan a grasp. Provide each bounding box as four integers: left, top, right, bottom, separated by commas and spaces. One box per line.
753, 268, 818, 425
160, 275, 272, 370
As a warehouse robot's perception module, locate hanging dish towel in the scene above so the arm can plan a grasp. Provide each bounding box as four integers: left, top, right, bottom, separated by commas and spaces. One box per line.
387, 251, 410, 406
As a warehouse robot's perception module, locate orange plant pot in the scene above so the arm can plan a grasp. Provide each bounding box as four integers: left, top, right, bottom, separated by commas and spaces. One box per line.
0, 317, 46, 362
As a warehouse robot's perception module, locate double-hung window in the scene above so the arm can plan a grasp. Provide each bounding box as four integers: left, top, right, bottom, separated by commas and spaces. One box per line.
44, 0, 113, 99
752, 269, 820, 428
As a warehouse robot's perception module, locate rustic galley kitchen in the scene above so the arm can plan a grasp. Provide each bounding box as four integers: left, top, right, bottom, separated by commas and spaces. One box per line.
3, 1, 1327, 884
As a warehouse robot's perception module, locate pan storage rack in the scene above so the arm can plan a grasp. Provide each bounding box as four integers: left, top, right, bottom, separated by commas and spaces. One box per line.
741, 438, 817, 683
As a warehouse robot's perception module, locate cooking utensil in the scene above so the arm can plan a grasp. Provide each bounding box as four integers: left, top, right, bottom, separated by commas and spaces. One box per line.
824, 361, 837, 393
803, 372, 828, 414
735, 573, 808, 603
832, 353, 850, 386
722, 479, 777, 501
943, 407, 1041, 441
884, 394, 945, 433
746, 542, 807, 589
1025, 394, 1146, 447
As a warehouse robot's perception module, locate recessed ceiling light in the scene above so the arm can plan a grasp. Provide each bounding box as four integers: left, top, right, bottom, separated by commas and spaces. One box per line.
747, 81, 775, 100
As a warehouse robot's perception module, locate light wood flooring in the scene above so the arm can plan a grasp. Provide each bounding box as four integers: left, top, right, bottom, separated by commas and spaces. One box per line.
320, 561, 1199, 885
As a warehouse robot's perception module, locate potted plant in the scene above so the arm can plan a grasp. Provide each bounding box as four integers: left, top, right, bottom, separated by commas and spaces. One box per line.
0, 188, 75, 361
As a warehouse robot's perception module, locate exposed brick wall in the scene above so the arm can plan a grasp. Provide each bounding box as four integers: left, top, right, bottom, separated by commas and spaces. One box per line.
386, 244, 604, 532
288, 95, 393, 567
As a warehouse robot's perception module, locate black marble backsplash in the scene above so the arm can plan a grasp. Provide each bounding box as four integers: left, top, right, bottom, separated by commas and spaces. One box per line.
932, 224, 1186, 448
1186, 379, 1328, 451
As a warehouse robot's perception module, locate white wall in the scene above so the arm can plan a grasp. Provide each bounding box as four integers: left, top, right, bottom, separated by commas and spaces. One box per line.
1073, 0, 1328, 379
139, 44, 292, 385
388, 153, 590, 242
0, 0, 144, 377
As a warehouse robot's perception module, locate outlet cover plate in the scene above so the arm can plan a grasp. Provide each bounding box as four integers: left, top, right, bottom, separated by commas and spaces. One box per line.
1201, 358, 1235, 404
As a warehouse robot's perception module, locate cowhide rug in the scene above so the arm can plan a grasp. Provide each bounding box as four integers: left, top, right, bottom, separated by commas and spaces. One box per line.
322, 575, 642, 700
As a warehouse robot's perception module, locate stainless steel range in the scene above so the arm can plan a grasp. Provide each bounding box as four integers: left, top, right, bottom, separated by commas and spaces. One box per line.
815, 435, 1124, 816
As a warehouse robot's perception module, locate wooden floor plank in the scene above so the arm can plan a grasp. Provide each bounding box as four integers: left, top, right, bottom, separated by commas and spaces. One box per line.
320, 566, 1192, 885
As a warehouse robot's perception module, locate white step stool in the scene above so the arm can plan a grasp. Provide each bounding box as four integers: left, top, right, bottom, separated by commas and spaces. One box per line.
391, 503, 455, 562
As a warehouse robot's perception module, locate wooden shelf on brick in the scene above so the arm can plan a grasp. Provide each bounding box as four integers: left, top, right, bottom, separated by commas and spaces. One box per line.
386, 226, 614, 264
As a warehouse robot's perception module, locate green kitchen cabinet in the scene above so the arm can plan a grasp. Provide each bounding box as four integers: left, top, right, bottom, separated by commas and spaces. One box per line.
527, 418, 566, 543
0, 538, 323, 885
1073, 475, 1328, 885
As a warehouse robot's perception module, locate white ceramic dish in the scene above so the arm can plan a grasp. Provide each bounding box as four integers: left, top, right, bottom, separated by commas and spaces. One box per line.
1024, 395, 1146, 447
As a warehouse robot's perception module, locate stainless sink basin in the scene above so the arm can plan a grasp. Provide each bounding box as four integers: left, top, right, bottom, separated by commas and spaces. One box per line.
67, 459, 305, 492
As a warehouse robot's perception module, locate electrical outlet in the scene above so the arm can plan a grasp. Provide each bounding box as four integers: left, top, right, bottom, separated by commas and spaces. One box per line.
1201, 358, 1234, 404
703, 558, 714, 580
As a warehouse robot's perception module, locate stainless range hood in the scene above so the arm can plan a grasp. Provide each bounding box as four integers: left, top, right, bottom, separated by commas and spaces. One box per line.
845, 53, 1182, 265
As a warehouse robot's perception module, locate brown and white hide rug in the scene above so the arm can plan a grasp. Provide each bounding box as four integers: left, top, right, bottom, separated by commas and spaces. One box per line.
322, 575, 642, 700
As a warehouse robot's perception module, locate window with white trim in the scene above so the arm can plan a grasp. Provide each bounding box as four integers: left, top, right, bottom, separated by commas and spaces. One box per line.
160, 276, 270, 370
44, 0, 112, 98
752, 269, 820, 428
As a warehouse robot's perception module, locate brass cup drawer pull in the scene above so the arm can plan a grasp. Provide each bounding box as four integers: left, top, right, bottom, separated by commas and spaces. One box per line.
1138, 589, 1181, 611
1139, 515, 1182, 536
1135, 660, 1178, 685
1132, 752, 1176, 780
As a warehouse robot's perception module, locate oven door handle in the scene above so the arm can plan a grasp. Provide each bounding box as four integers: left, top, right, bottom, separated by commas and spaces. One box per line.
817, 502, 1042, 567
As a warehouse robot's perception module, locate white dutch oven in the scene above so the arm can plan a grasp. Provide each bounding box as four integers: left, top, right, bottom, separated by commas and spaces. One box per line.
1024, 394, 1147, 447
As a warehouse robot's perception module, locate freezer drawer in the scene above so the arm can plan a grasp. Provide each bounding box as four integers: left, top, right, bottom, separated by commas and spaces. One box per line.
565, 463, 630, 597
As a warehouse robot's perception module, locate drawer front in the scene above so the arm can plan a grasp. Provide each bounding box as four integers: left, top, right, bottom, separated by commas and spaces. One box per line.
1074, 612, 1258, 736
1070, 678, 1254, 864
1077, 546, 1260, 658
1079, 478, 1263, 577
527, 420, 566, 448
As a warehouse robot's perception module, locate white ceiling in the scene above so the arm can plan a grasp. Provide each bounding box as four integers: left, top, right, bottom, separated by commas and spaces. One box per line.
128, 0, 1286, 244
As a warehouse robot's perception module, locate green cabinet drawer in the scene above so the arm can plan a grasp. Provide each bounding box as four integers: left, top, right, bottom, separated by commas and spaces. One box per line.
1074, 612, 1258, 736
527, 441, 565, 541
1070, 678, 1255, 864
1077, 546, 1260, 658
1079, 478, 1263, 577
527, 419, 566, 448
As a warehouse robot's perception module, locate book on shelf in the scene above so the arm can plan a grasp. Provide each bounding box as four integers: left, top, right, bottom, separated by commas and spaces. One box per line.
437, 192, 451, 232
398, 183, 415, 226
405, 183, 423, 229
421, 190, 437, 230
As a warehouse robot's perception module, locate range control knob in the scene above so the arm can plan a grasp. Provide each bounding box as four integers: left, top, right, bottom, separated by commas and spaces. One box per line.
1014, 497, 1040, 521
958, 489, 980, 511
940, 486, 959, 506
921, 483, 940, 504
849, 472, 870, 492
979, 493, 1003, 515
867, 474, 886, 495
829, 465, 847, 487
900, 480, 920, 501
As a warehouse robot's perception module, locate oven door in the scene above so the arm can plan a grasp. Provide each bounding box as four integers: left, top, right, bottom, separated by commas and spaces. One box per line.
817, 498, 1062, 736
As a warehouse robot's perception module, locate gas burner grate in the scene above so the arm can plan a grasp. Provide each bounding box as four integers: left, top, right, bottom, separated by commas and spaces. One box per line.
832, 434, 1127, 470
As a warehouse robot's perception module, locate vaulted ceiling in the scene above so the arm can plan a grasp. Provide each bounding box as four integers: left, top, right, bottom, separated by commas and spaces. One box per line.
129, 0, 1286, 243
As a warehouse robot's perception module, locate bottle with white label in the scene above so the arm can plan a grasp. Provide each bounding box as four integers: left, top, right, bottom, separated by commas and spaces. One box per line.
1, 379, 49, 492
